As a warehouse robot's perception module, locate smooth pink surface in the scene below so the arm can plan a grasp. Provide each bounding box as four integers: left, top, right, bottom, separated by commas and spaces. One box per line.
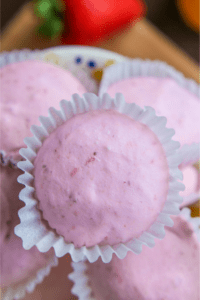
0, 166, 55, 288
34, 109, 169, 248
86, 215, 200, 300
180, 165, 200, 207
180, 165, 199, 198
106, 77, 200, 146
0, 60, 87, 161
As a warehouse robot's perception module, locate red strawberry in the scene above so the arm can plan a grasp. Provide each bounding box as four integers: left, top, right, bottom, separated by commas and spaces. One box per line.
61, 0, 146, 45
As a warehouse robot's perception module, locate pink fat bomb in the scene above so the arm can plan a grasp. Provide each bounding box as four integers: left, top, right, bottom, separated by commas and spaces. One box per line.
0, 60, 87, 161
0, 166, 55, 289
34, 109, 169, 248
86, 215, 200, 300
106, 77, 200, 146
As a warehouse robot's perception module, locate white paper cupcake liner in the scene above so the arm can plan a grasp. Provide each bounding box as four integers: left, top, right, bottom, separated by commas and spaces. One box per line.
98, 59, 200, 212
15, 93, 184, 263
98, 59, 200, 99
2, 255, 58, 300
0, 50, 38, 68
68, 206, 200, 300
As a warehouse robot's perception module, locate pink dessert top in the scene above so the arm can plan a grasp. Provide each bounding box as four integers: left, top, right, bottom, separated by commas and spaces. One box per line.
106, 77, 200, 146
0, 60, 87, 161
180, 164, 200, 207
0, 166, 55, 288
86, 215, 200, 300
34, 109, 169, 248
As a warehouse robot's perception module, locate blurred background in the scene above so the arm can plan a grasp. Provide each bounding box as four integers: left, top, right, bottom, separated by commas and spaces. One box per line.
1, 0, 199, 62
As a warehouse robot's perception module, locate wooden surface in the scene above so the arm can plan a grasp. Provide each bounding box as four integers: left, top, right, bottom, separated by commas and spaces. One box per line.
21, 255, 77, 300
0, 2, 199, 83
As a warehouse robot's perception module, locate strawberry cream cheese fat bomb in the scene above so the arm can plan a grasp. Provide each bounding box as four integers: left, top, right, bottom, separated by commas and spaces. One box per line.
0, 166, 57, 298
33, 108, 170, 248
99, 61, 200, 147
0, 60, 87, 162
75, 213, 199, 300
104, 77, 200, 146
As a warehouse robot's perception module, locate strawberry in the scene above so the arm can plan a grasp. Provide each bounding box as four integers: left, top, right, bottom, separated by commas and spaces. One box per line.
34, 0, 146, 44
61, 0, 146, 44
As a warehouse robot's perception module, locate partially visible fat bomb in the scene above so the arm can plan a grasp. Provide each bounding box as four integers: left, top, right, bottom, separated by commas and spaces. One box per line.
0, 166, 55, 291
104, 77, 200, 146
85, 215, 200, 300
34, 109, 170, 248
0, 166, 24, 243
0, 60, 87, 161
180, 164, 200, 207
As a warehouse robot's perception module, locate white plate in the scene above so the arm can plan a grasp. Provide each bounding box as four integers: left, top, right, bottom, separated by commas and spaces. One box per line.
0, 46, 129, 94
39, 45, 128, 68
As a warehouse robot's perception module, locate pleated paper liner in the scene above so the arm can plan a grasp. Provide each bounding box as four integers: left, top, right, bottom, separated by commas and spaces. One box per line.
15, 93, 184, 263
0, 48, 98, 169
99, 59, 200, 216
98, 59, 200, 99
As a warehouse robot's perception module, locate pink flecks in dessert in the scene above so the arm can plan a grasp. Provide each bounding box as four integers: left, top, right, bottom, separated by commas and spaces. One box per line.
106, 77, 200, 146
34, 109, 169, 248
0, 166, 55, 289
70, 167, 79, 177
85, 215, 200, 300
0, 60, 87, 161
85, 157, 96, 165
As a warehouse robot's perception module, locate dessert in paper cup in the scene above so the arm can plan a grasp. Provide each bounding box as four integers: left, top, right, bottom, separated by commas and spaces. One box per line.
68, 207, 200, 300
98, 59, 200, 209
98, 59, 200, 147
0, 53, 87, 164
178, 143, 200, 208
15, 93, 184, 263
0, 165, 58, 300
0, 46, 127, 166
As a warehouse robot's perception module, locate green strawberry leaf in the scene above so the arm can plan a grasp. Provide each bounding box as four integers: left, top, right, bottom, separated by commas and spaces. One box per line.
34, 0, 53, 19
37, 17, 63, 38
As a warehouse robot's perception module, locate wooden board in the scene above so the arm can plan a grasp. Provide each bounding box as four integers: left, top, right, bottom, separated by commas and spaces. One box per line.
22, 255, 77, 300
